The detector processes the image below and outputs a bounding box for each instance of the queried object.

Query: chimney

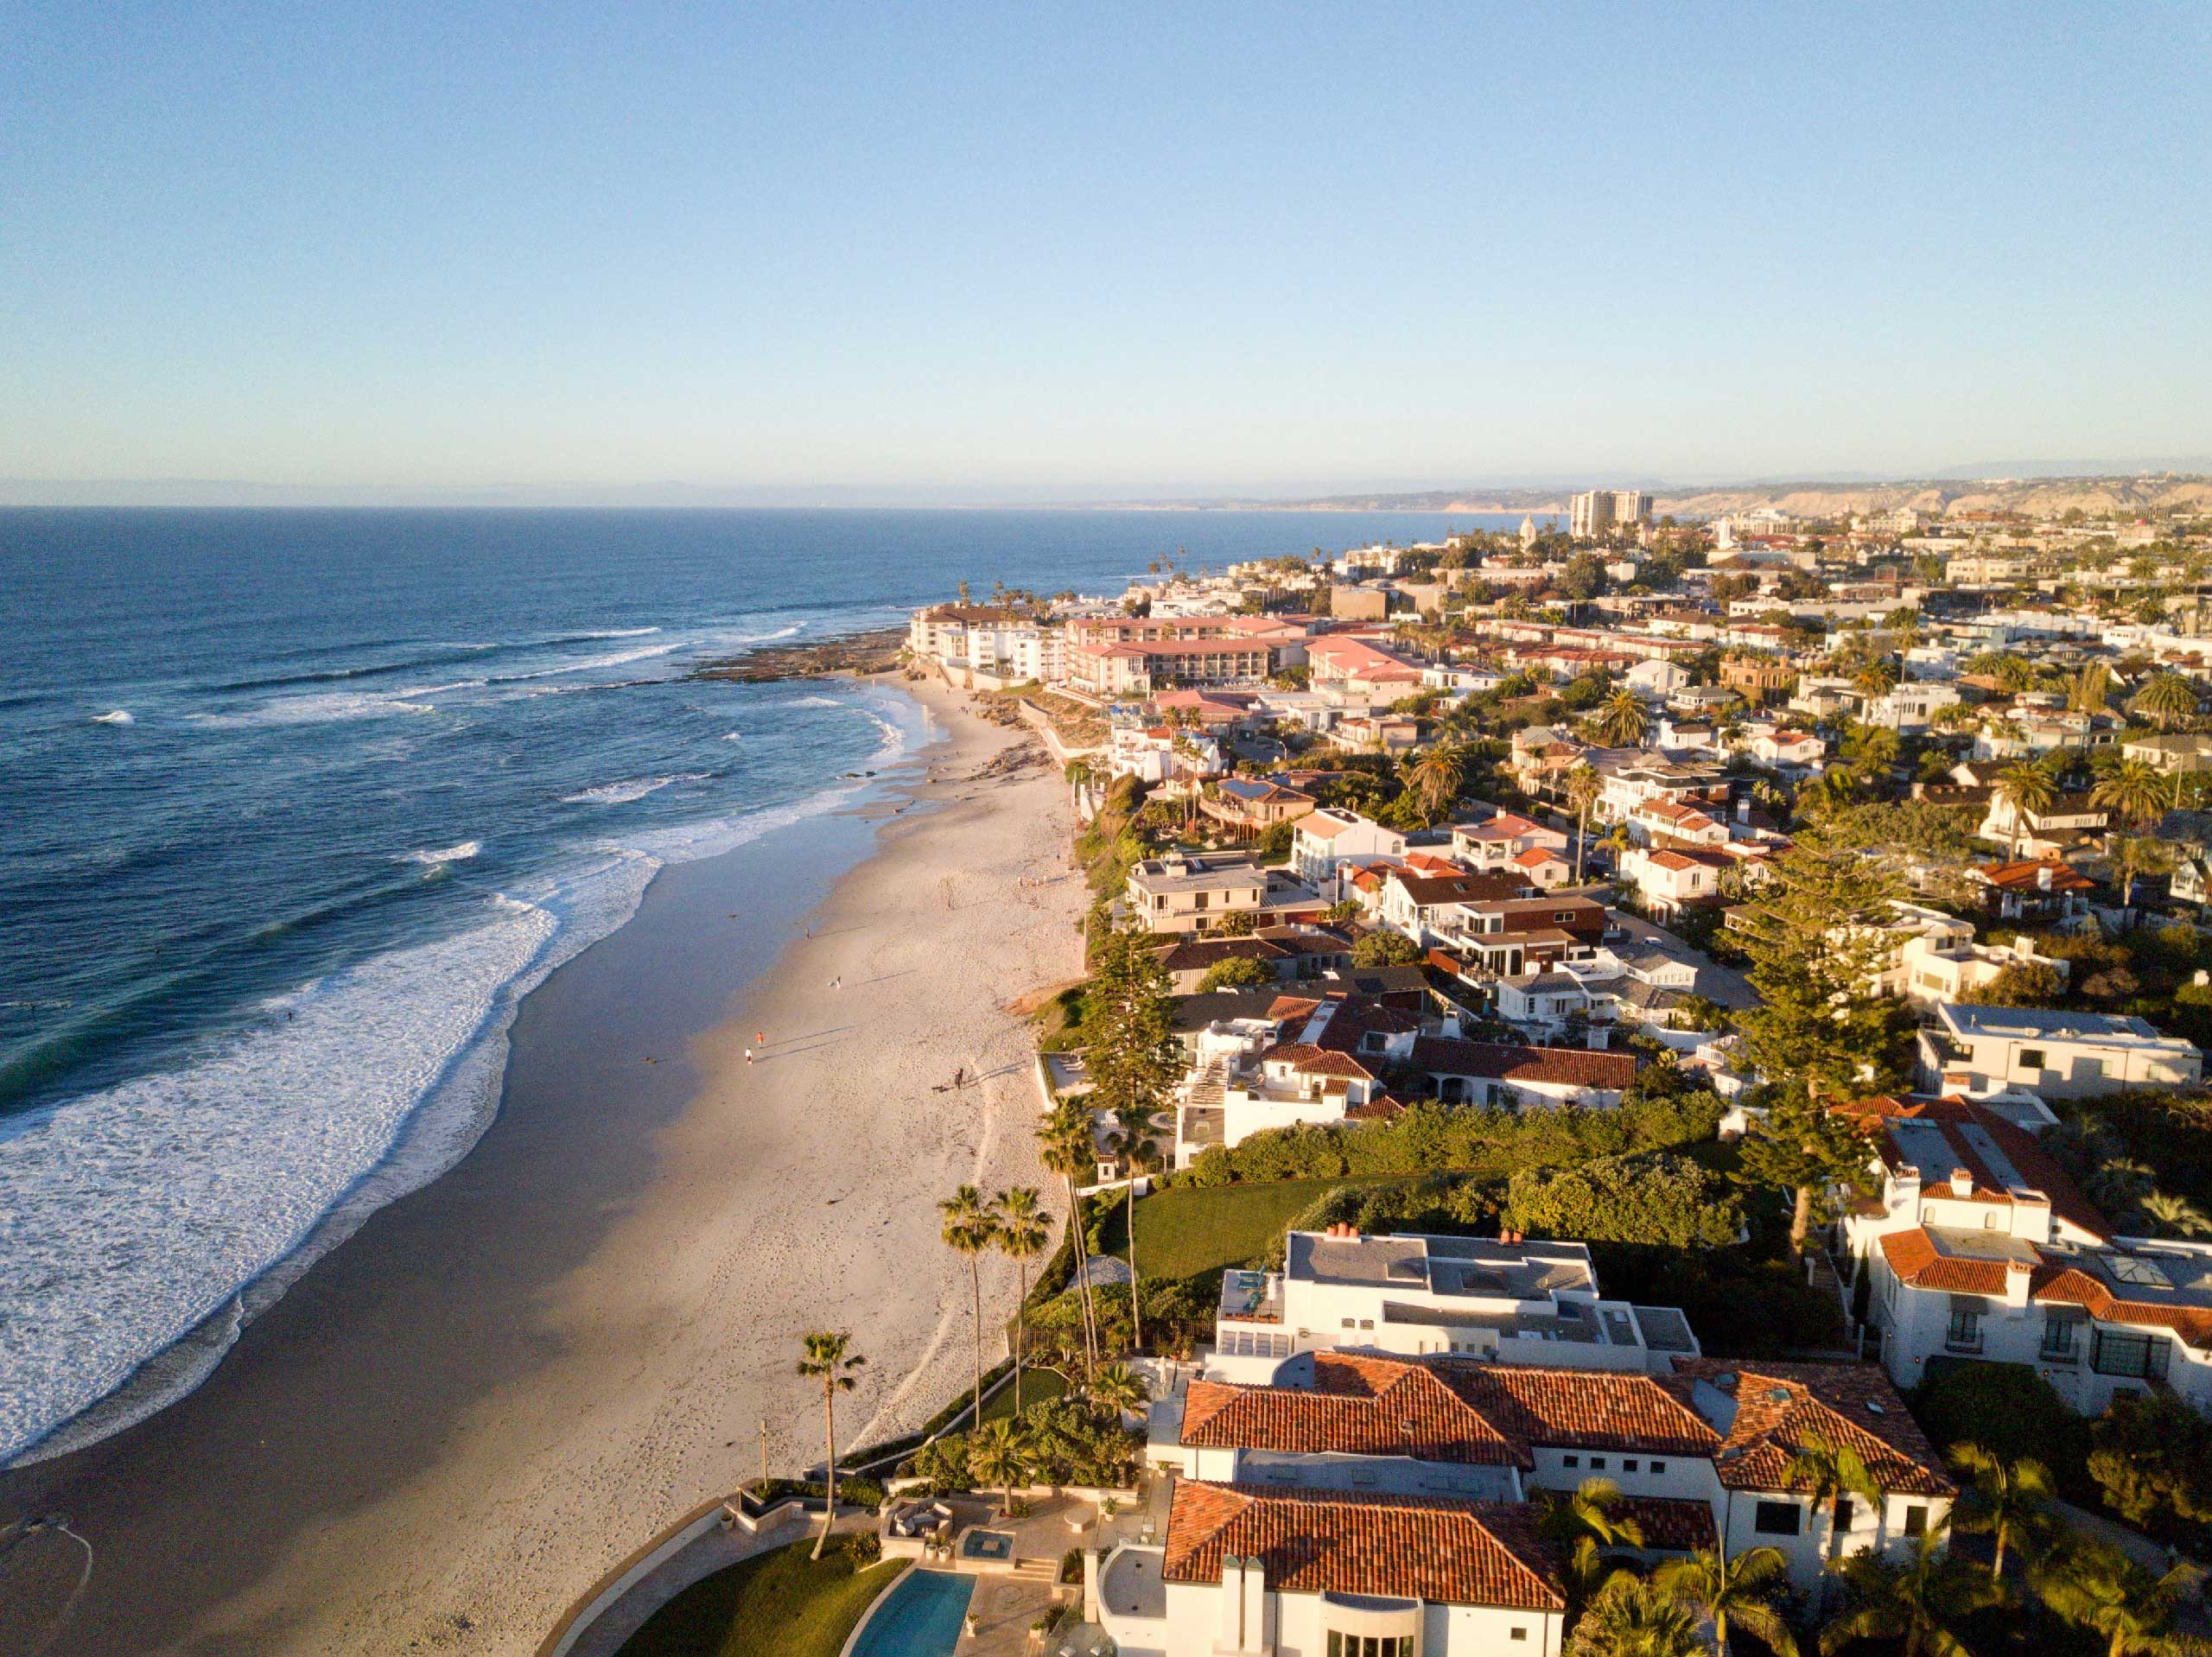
[1736,797,1750,822]
[1949,1167,1974,1197]
[1219,1556,1247,1650]
[2037,864,2053,891]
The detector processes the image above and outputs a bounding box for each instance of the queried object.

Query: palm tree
[1037,1099,1100,1378]
[1783,1432,1887,1581]
[1537,1477,1645,1612]
[2104,833,2173,911]
[969,1417,1031,1517]
[1854,657,1900,697]
[1596,689,1650,748]
[1566,762,1603,883]
[1993,759,2060,858]
[2130,671,2200,732]
[938,1185,1001,1432]
[2094,760,2169,830]
[1820,1525,2000,1656]
[2139,1189,2212,1239]
[1656,1546,1798,1657]
[2036,1536,2208,1657]
[1087,1361,1150,1421]
[1567,1575,1706,1657]
[1107,1105,1164,1350]
[993,1187,1052,1413]
[1944,1443,2052,1583]
[1407,742,1466,824]
[796,1330,865,1559]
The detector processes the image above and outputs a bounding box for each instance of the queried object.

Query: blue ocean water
[0,505,1499,1461]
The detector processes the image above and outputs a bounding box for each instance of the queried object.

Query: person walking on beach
[830,975,842,990]
[746,1046,754,1065]
[953,1066,964,1089]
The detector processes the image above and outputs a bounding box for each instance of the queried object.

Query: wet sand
[0,676,1083,1656]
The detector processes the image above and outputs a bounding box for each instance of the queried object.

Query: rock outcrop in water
[688,625,905,683]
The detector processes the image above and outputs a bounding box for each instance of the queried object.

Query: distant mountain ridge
[1128,473,2212,521]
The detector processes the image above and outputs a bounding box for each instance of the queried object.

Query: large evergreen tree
[1082,928,1183,1350]
[1730,845,1914,1252]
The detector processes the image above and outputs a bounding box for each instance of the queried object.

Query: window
[1589,1457,1607,1470]
[1562,1455,1580,1469]
[1904,1505,1929,1537]
[1623,1460,1639,1474]
[2018,1048,2046,1073]
[2042,1313,2082,1362]
[1510,1632,1528,1644]
[1754,1501,1802,1536]
[1359,1318,1374,1330]
[1945,1302,1983,1352]
[2092,1328,2172,1381]
[1834,1498,1855,1532]
[1341,1318,1355,1330]
[1649,1462,1668,1476]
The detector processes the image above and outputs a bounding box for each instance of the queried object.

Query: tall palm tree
[1596,689,1650,748]
[1854,656,1900,697]
[1820,1525,1999,1656]
[1107,1105,1164,1350]
[938,1185,1001,1432]
[1537,1477,1645,1613]
[969,1417,1031,1517]
[1656,1546,1798,1657]
[1783,1432,1887,1580]
[1993,759,2060,858]
[1944,1443,2052,1582]
[1566,762,1603,883]
[2104,833,2173,911]
[2035,1535,2207,1657]
[1037,1098,1100,1378]
[1407,742,1466,824]
[2094,759,2170,830]
[993,1187,1052,1413]
[2130,671,2200,732]
[796,1330,865,1559]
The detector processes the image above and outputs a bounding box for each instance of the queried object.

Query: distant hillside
[1150,474,2212,520]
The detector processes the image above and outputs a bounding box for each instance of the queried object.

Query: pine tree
[1083,929,1183,1349]
[1731,845,1914,1253]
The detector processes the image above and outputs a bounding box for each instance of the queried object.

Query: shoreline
[4,682,931,1473]
[0,673,1084,1657]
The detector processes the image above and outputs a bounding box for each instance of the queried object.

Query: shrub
[1351,930,1424,968]
[1908,1360,2093,1501]
[2089,1391,2212,1540]
[1503,1152,1744,1248]
[1197,956,1275,992]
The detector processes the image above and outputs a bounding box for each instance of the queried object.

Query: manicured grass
[1098,1175,1433,1281]
[980,1365,1070,1424]
[616,1538,906,1657]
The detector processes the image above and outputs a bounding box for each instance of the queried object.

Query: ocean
[0,505,1510,1463]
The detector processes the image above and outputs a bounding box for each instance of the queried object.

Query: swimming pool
[959,1528,1014,1562]
[849,1566,976,1657]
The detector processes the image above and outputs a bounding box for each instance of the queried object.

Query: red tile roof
[1615,1495,1719,1554]
[1666,1359,1952,1497]
[1181,1356,1521,1466]
[1840,1095,2111,1241]
[1407,1038,1636,1091]
[1437,1363,1721,1458]
[1162,1482,1566,1612]
[1876,1228,2012,1296]
[1973,859,2095,894]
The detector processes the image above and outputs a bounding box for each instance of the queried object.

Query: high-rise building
[1569,490,1613,539]
[1570,488,1651,539]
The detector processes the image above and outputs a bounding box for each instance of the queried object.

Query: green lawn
[1096,1176,1433,1282]
[981,1365,1070,1424]
[617,1538,906,1657]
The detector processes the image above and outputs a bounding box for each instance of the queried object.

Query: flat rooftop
[1285,1231,1598,1301]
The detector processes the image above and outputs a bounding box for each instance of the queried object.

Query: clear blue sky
[3,2,2208,501]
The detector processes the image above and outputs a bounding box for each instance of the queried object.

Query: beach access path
[0,674,1086,1657]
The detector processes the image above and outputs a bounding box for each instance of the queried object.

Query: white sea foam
[3,684,929,1466]
[559,772,710,807]
[497,642,684,682]
[568,626,661,640]
[403,841,482,866]
[0,897,561,1463]
[721,731,742,742]
[793,695,842,708]
[92,709,134,725]
[192,679,484,728]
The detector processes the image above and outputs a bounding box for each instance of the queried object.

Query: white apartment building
[1205,1230,1700,1380]
[1917,1003,2202,1099]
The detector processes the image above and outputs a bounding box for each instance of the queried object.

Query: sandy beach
[0,675,1084,1656]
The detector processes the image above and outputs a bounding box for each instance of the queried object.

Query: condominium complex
[1569,489,1653,539]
